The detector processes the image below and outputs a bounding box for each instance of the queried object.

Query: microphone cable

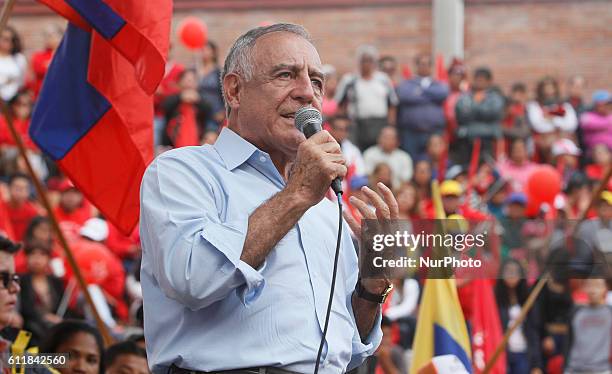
[314,191,343,374]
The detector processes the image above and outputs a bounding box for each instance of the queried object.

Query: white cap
[80,218,109,242]
[552,138,581,157]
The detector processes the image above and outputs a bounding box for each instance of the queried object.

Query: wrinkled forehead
[251,32,323,74]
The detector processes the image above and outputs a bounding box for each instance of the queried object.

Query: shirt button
[259,156,266,162]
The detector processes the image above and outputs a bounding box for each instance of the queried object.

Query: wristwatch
[356,278,393,304]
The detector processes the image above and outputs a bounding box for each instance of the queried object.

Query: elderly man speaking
[140,24,397,374]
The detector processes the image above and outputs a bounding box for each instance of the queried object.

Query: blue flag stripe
[433,323,473,373]
[66,0,125,39]
[30,24,111,160]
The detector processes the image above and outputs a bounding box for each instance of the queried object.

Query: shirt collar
[214,127,258,171]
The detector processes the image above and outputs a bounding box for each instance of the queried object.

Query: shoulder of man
[146,144,223,180]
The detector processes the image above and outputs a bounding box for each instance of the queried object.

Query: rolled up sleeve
[140,153,265,311]
[341,221,383,371]
[200,218,266,305]
[346,296,383,371]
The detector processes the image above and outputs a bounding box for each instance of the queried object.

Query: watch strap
[356,279,392,304]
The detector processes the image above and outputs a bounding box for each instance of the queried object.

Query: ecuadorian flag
[409,181,472,374]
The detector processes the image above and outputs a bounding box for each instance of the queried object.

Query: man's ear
[223,73,241,112]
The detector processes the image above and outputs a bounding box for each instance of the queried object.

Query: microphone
[295,106,343,195]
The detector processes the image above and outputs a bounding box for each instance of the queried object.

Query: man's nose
[291,72,315,104]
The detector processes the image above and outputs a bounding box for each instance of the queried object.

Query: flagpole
[0,0,16,32]
[0,100,114,346]
[482,165,612,373]
[0,9,114,344]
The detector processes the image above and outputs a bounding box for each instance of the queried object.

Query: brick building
[5,0,612,96]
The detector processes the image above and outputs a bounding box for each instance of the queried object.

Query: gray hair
[221,23,312,114]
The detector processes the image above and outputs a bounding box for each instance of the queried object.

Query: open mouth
[281,113,295,120]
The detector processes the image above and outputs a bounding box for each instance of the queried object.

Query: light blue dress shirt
[140,128,382,373]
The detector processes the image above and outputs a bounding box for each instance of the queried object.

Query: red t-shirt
[53,201,93,228]
[65,239,128,320]
[29,49,54,98]
[7,200,39,241]
[0,116,37,150]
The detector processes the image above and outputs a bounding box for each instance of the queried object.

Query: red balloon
[526,165,561,204]
[178,17,208,50]
[525,197,542,217]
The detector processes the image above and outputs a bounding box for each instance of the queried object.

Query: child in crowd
[565,278,612,374]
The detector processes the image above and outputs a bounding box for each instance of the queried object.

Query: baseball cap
[350,175,369,191]
[445,165,466,180]
[58,178,77,193]
[600,191,612,205]
[551,138,581,157]
[505,192,527,206]
[592,90,612,104]
[80,218,109,242]
[440,180,463,196]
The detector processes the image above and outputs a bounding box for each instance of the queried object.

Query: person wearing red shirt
[501,82,531,157]
[0,89,36,150]
[66,218,127,321]
[428,179,489,221]
[6,173,39,241]
[585,144,611,181]
[28,24,63,98]
[52,179,93,242]
[497,138,539,193]
[14,216,64,276]
[153,44,185,147]
[443,60,467,143]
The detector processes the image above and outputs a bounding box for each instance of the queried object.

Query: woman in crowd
[162,69,212,148]
[495,258,543,374]
[580,90,612,157]
[369,162,393,191]
[19,241,64,342]
[0,26,26,102]
[197,41,225,128]
[41,320,104,374]
[411,157,432,200]
[396,181,422,220]
[526,77,578,163]
[14,216,64,275]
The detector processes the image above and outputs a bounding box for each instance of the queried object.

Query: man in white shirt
[335,45,398,151]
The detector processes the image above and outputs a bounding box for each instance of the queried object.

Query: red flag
[435,54,448,83]
[471,279,506,374]
[31,0,171,234]
[401,63,412,80]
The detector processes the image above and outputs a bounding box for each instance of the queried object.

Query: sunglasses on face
[0,272,19,290]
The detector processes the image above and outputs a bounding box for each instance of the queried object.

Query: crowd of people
[0,22,611,374]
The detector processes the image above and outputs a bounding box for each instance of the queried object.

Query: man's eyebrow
[270,63,299,74]
[269,63,325,80]
[309,68,324,80]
